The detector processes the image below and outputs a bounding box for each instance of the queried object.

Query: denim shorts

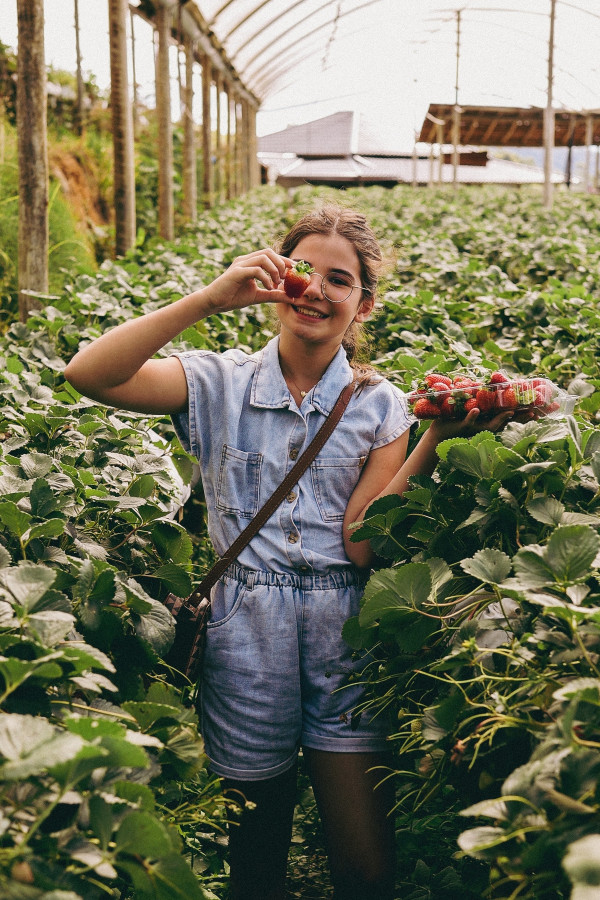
[200,563,391,781]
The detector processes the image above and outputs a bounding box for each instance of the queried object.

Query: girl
[64,204,509,900]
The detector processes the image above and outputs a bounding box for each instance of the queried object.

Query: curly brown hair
[276,203,383,386]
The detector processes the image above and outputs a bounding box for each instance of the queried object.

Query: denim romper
[172,336,412,780]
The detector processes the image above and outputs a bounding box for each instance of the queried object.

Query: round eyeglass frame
[309,271,368,304]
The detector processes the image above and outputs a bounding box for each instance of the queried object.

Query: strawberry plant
[2,183,600,899]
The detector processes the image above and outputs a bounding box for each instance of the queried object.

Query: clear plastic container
[407,376,576,421]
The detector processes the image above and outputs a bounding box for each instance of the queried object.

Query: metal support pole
[543,0,556,209]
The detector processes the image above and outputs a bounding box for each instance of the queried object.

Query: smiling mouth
[293,305,328,319]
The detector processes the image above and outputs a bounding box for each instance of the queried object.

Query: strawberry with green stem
[283,260,314,299]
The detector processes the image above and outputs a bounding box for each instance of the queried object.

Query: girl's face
[276,233,374,350]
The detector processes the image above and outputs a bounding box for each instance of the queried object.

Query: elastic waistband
[222,562,368,592]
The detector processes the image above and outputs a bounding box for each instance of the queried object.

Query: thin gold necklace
[281,365,313,399]
[289,376,310,398]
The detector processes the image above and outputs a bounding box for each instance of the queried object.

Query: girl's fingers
[253,287,291,304]
[232,249,292,288]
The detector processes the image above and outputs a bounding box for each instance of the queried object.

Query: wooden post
[543,0,556,209]
[225,81,233,200]
[214,71,222,203]
[108,0,136,255]
[241,99,250,192]
[74,0,85,133]
[584,114,593,194]
[248,102,258,188]
[235,98,244,196]
[17,0,48,321]
[156,4,174,239]
[201,53,212,208]
[436,121,443,186]
[182,33,197,222]
[130,7,139,138]
[452,105,460,188]
[412,131,418,188]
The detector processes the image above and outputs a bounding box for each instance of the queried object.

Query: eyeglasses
[308,271,367,304]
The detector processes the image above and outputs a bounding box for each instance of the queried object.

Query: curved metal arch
[229,0,344,63]
[242,0,384,90]
[221,0,279,41]
[241,0,384,78]
[251,23,368,99]
[251,41,330,98]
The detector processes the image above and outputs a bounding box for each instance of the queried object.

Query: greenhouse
[2,2,600,899]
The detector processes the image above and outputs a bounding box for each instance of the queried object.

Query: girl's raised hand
[202,249,296,315]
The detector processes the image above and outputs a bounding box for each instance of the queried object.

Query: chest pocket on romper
[216,444,263,519]
[311,456,367,522]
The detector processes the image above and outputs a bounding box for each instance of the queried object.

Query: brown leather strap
[184,379,355,607]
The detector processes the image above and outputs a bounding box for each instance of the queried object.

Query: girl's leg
[223,761,298,900]
[303,749,396,900]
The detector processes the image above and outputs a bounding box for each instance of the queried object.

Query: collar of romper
[250,336,354,416]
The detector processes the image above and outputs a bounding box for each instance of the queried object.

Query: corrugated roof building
[258,111,565,188]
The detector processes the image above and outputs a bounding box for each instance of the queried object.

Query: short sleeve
[369,380,415,450]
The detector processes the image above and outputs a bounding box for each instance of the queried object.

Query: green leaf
[0,500,32,538]
[18,452,53,478]
[0,714,85,779]
[359,565,432,627]
[545,525,600,583]
[89,794,115,850]
[461,549,512,585]
[128,474,156,498]
[115,809,173,858]
[151,521,193,565]
[527,496,565,526]
[562,834,600,888]
[117,852,209,900]
[29,477,59,517]
[153,564,193,597]
[341,615,374,650]
[134,597,176,656]
[513,545,556,589]
[0,564,57,610]
[26,610,75,645]
[456,826,507,860]
[23,518,65,544]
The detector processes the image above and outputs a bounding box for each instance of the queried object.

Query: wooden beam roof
[418,104,600,147]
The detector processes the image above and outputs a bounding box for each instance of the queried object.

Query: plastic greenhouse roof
[186,0,384,101]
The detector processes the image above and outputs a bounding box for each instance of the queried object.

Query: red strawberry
[533,382,553,406]
[475,388,497,412]
[489,370,510,385]
[464,397,479,413]
[283,260,314,298]
[500,387,518,409]
[440,394,459,417]
[429,381,453,394]
[424,373,452,388]
[413,398,442,419]
[453,376,479,397]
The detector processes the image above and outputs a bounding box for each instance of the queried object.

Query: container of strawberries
[407,371,576,421]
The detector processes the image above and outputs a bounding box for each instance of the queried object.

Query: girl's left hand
[427,406,535,441]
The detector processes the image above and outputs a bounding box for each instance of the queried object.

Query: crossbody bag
[163,379,355,681]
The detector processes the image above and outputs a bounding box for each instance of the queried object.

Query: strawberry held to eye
[283,260,314,298]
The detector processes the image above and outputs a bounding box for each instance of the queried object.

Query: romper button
[290,448,299,460]
[288,532,298,543]
[286,491,297,502]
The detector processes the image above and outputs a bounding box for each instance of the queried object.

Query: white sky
[1,0,599,148]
